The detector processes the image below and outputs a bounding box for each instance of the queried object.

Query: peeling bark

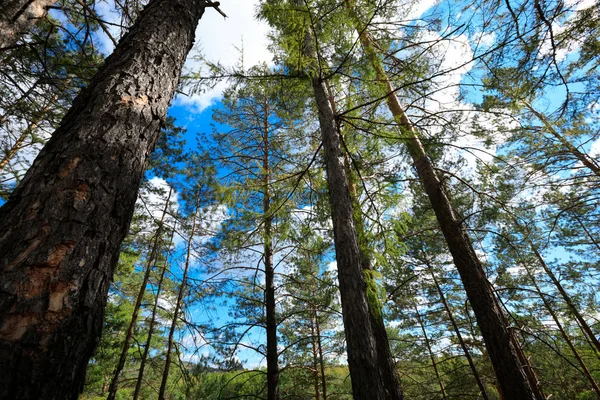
[0,0,208,398]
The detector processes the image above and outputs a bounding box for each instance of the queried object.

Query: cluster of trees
[0,0,599,399]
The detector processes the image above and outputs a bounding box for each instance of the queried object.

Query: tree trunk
[310,69,388,400]
[426,263,489,400]
[344,4,543,398]
[327,81,403,400]
[0,0,54,50]
[263,100,280,400]
[107,187,172,400]
[522,100,600,177]
[158,203,198,400]
[0,82,68,174]
[0,0,207,397]
[310,311,321,400]
[315,305,327,400]
[414,306,447,400]
[523,230,600,356]
[525,263,600,397]
[133,222,177,400]
[285,6,400,395]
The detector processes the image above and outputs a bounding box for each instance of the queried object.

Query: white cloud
[589,137,600,158]
[176,0,273,111]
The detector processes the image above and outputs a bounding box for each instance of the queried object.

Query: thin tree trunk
[523,232,600,355]
[263,99,280,400]
[0,0,54,50]
[315,305,327,400]
[310,310,321,400]
[133,221,177,400]
[0,81,67,174]
[158,202,198,399]
[524,264,600,396]
[414,306,447,400]
[107,187,173,400]
[426,264,489,400]
[522,100,600,177]
[0,1,207,396]
[344,4,543,398]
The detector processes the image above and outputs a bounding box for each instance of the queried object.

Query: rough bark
[0,1,207,398]
[327,81,403,400]
[344,4,543,398]
[133,222,176,400]
[158,204,198,400]
[0,0,54,50]
[311,73,388,400]
[106,188,172,400]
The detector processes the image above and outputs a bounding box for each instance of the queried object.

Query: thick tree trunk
[158,204,198,399]
[266,8,386,395]
[133,222,177,400]
[327,81,403,400]
[106,187,172,400]
[344,4,543,398]
[263,102,280,400]
[0,1,206,398]
[311,73,388,400]
[427,264,489,400]
[0,0,54,50]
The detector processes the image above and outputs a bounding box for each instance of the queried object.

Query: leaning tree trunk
[344,3,543,399]
[0,0,208,398]
[0,0,55,50]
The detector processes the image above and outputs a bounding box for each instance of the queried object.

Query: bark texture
[0,0,55,49]
[328,82,403,400]
[311,75,388,399]
[0,1,206,398]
